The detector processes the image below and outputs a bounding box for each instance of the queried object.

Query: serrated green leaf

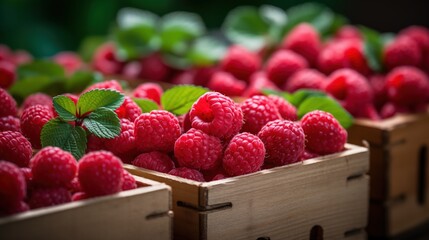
[53,95,77,121]
[117,8,159,29]
[78,36,105,62]
[65,71,103,93]
[18,61,65,79]
[77,89,125,116]
[161,85,209,115]
[360,26,384,72]
[83,108,121,139]
[9,76,66,101]
[115,26,159,60]
[41,118,87,159]
[133,98,159,113]
[297,96,354,129]
[289,89,327,108]
[187,36,227,66]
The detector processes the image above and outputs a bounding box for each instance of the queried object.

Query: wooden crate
[125,144,369,240]
[0,176,172,240]
[348,113,429,238]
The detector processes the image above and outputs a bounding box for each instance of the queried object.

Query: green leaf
[288,89,327,107]
[261,88,292,102]
[162,53,192,70]
[133,98,159,113]
[260,5,287,42]
[65,71,103,93]
[360,26,384,72]
[41,118,87,159]
[78,36,106,62]
[9,76,66,101]
[161,85,209,115]
[117,8,159,29]
[18,61,65,79]
[77,89,125,116]
[187,36,227,66]
[83,108,121,139]
[53,95,77,121]
[297,96,354,129]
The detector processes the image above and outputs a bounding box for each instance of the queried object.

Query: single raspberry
[132,82,163,104]
[301,110,347,155]
[283,69,326,93]
[78,151,123,197]
[201,167,228,181]
[369,74,388,109]
[189,92,243,139]
[240,95,281,134]
[71,192,88,201]
[0,88,17,117]
[324,69,373,117]
[300,150,320,161]
[220,45,261,82]
[122,61,142,79]
[21,167,32,183]
[208,71,246,97]
[28,187,71,209]
[104,118,136,155]
[1,201,29,215]
[171,70,196,85]
[193,67,217,86]
[134,110,181,152]
[222,133,265,176]
[359,104,381,121]
[175,128,223,171]
[168,167,205,182]
[30,147,77,188]
[0,131,32,167]
[12,50,33,66]
[121,170,137,191]
[0,161,26,208]
[265,50,308,86]
[399,26,429,70]
[0,45,12,62]
[53,52,83,74]
[67,178,81,193]
[282,23,321,66]
[0,116,20,132]
[132,151,175,173]
[211,173,227,181]
[139,53,171,82]
[335,25,362,40]
[384,36,421,70]
[21,93,52,111]
[380,102,411,119]
[114,96,142,122]
[242,71,280,97]
[20,104,54,149]
[82,80,123,93]
[258,120,305,166]
[0,61,16,89]
[267,95,297,121]
[92,43,123,75]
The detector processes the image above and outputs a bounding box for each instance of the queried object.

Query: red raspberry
[20,105,54,149]
[0,161,26,209]
[132,82,163,104]
[300,150,320,161]
[122,61,141,79]
[208,71,246,97]
[92,43,123,75]
[193,67,217,86]
[104,118,136,155]
[53,52,83,74]
[1,201,29,215]
[240,95,281,134]
[267,95,297,121]
[134,110,181,152]
[0,116,20,132]
[189,92,243,139]
[175,128,223,171]
[114,96,142,122]
[71,192,88,201]
[21,167,32,183]
[0,88,17,117]
[178,112,192,133]
[0,61,16,89]
[282,23,321,66]
[369,74,388,109]
[283,69,326,93]
[335,25,361,40]
[399,26,429,70]
[211,173,227,181]
[12,50,33,66]
[384,36,421,70]
[139,53,171,82]
[266,50,308,86]
[121,170,137,191]
[324,69,373,117]
[258,120,305,166]
[242,71,280,97]
[301,110,347,155]
[220,45,261,82]
[82,80,123,93]
[0,131,32,167]
[86,134,106,152]
[171,70,196,85]
[28,187,71,209]
[222,133,265,177]
[78,151,123,197]
[385,66,429,107]
[0,45,12,62]
[168,167,205,182]
[67,177,81,193]
[132,151,175,173]
[21,93,52,111]
[30,147,77,187]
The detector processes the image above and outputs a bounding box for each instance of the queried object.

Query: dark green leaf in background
[360,26,385,73]
[18,61,65,79]
[65,71,103,93]
[186,36,227,66]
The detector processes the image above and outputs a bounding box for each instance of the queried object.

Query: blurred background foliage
[1,0,428,58]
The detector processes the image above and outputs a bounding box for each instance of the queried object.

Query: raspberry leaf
[288,89,326,107]
[65,71,103,93]
[17,61,65,79]
[78,36,105,62]
[161,85,209,115]
[83,107,121,139]
[53,95,77,121]
[9,76,66,101]
[361,26,384,72]
[117,8,159,29]
[133,98,159,113]
[41,118,87,159]
[77,89,125,116]
[186,36,227,66]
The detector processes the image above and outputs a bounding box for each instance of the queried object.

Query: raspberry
[0,131,32,167]
[380,102,410,119]
[369,74,388,109]
[222,133,265,177]
[220,45,261,82]
[139,53,171,82]
[189,92,243,139]
[28,187,71,209]
[104,118,136,155]
[0,45,12,62]
[399,26,429,70]
[71,192,88,201]
[115,149,140,164]
[21,93,52,111]
[0,161,26,209]
[242,71,280,97]
[132,151,175,173]
[178,112,192,133]
[0,61,16,89]
[334,25,362,40]
[168,167,205,182]
[30,147,77,187]
[211,173,227,181]
[240,95,281,134]
[300,150,320,161]
[20,105,54,149]
[114,96,142,122]
[282,23,321,66]
[53,52,83,74]
[324,69,373,117]
[193,67,217,86]
[266,50,308,86]
[122,61,141,79]
[86,134,106,152]
[78,151,123,197]
[385,66,429,107]
[92,43,123,75]
[21,167,32,183]
[121,170,137,191]
[12,50,33,66]
[171,70,196,85]
[258,120,305,166]
[384,36,421,70]
[283,69,326,93]
[0,88,17,117]
[132,82,163,104]
[82,80,124,93]
[267,95,297,121]
[67,177,81,193]
[1,201,29,215]
[0,116,20,132]
[134,110,181,152]
[175,128,222,171]
[208,71,246,97]
[301,110,347,155]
